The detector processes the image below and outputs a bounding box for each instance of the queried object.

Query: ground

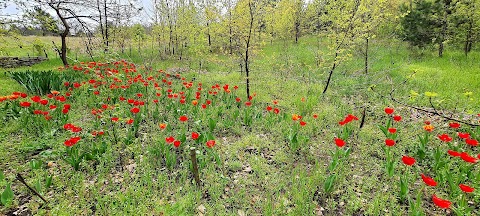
[0,36,479,215]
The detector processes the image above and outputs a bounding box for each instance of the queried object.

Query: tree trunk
[322,52,338,94]
[438,1,449,57]
[294,21,300,44]
[245,1,255,100]
[60,33,68,66]
[51,4,70,67]
[97,0,105,53]
[464,20,473,56]
[104,0,109,52]
[229,24,233,55]
[365,37,369,74]
[207,22,212,52]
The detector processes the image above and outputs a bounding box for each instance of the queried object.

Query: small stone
[47,161,55,167]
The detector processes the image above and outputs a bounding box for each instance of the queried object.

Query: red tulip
[266,106,272,111]
[402,156,415,166]
[300,121,306,126]
[64,139,73,147]
[384,107,394,115]
[31,96,41,103]
[191,132,199,140]
[245,101,252,106]
[447,150,461,157]
[385,139,395,147]
[437,134,452,142]
[72,127,82,133]
[421,174,437,186]
[339,114,358,126]
[459,184,475,193]
[393,115,402,122]
[126,119,134,124]
[179,116,188,122]
[465,138,478,146]
[111,117,119,122]
[449,122,460,129]
[64,136,81,147]
[63,123,74,130]
[130,107,140,114]
[274,108,280,114]
[173,140,181,148]
[20,101,31,107]
[432,195,451,209]
[165,136,175,143]
[458,132,470,139]
[388,128,397,134]
[206,140,216,148]
[346,114,359,122]
[334,138,345,147]
[460,152,477,163]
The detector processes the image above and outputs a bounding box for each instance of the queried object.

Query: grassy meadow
[0,35,479,215]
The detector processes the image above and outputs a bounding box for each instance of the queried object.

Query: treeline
[401,0,480,57]
[2,0,480,66]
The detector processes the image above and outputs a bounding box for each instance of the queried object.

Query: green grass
[0,72,23,96]
[1,36,479,215]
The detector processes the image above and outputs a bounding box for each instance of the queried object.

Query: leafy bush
[10,70,76,95]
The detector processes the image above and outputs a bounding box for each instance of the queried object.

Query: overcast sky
[1,0,154,23]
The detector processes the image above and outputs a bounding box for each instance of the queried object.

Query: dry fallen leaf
[237,209,245,216]
[197,204,206,214]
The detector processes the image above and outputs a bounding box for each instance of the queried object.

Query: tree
[399,0,454,57]
[450,0,480,56]
[17,0,98,66]
[231,0,266,99]
[321,0,361,94]
[354,0,390,74]
[436,0,453,57]
[95,0,142,53]
[25,6,59,36]
[400,0,440,49]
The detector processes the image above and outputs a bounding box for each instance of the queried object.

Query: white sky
[1,0,154,23]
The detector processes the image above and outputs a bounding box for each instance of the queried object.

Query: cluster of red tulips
[381,107,478,214]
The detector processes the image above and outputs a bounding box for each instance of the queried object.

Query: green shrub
[10,70,76,95]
